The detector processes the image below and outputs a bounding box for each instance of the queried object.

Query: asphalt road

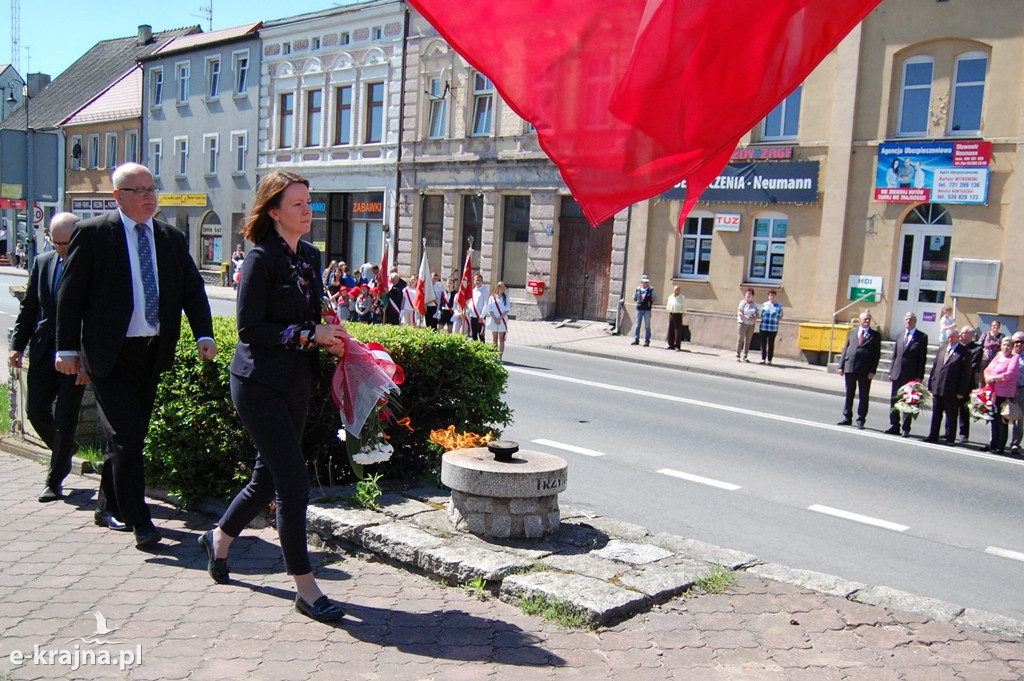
[499,344,1024,622]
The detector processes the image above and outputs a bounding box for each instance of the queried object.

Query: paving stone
[748,562,866,598]
[649,533,758,569]
[616,559,709,600]
[540,553,628,581]
[417,541,535,583]
[306,504,388,543]
[591,539,673,565]
[499,571,648,625]
[377,492,439,519]
[358,522,447,564]
[956,608,1024,640]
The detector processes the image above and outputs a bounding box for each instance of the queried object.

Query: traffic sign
[32,204,43,226]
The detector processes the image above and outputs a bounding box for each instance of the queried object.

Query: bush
[145,318,512,507]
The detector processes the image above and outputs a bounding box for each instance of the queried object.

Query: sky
[2,0,362,79]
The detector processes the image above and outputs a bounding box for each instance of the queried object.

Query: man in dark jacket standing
[837,311,881,429]
[958,325,983,443]
[885,311,929,437]
[925,327,974,445]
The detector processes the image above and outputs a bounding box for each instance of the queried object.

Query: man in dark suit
[9,213,91,503]
[837,311,882,429]
[885,311,929,437]
[958,326,983,443]
[55,163,218,550]
[925,327,973,445]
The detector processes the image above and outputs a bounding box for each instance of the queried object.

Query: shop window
[678,213,714,279]
[748,214,787,284]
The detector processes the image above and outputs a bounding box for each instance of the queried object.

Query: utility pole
[11,0,20,72]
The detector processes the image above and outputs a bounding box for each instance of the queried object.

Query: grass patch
[458,576,489,600]
[518,594,590,629]
[76,444,104,468]
[0,389,9,434]
[695,564,735,594]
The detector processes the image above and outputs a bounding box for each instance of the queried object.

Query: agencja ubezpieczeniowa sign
[661,160,820,204]
[874,140,991,205]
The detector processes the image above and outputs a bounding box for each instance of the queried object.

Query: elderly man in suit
[925,327,973,445]
[837,310,882,429]
[9,213,92,503]
[885,311,929,437]
[55,163,217,550]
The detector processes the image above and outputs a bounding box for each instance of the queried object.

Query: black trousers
[26,352,86,488]
[760,330,778,362]
[889,381,915,433]
[928,393,960,443]
[843,373,872,423]
[990,396,1009,451]
[470,316,484,341]
[425,305,438,330]
[89,338,161,528]
[667,313,684,349]
[220,364,313,576]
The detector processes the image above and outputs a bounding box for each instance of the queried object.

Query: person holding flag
[454,247,474,337]
[415,246,437,328]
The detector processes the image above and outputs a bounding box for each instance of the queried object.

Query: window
[339,32,350,45]
[150,67,163,107]
[176,61,190,103]
[312,36,321,51]
[105,133,118,168]
[897,56,933,136]
[748,214,788,283]
[206,57,220,98]
[149,140,162,177]
[125,130,139,163]
[678,213,714,279]
[279,93,295,148]
[233,51,249,95]
[460,194,483,270]
[87,135,100,169]
[232,132,247,173]
[950,52,987,135]
[204,134,218,174]
[334,86,352,145]
[501,196,530,287]
[365,82,384,143]
[762,85,802,141]
[306,90,322,146]
[427,77,448,139]
[70,135,83,170]
[282,42,292,55]
[175,136,189,176]
[471,73,494,136]
[372,26,382,40]
[422,195,444,272]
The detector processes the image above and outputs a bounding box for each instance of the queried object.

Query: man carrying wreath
[885,311,929,437]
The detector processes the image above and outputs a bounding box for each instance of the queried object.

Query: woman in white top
[483,281,510,358]
[401,275,419,326]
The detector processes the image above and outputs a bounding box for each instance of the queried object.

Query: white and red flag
[416,249,435,316]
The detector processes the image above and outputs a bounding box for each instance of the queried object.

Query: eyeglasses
[118,186,158,196]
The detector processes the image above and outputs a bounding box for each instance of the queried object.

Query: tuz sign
[662,160,819,205]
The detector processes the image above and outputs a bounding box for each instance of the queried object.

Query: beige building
[625,0,1023,358]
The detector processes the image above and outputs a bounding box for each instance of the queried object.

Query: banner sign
[874,141,990,204]
[158,193,207,207]
[661,161,819,204]
[71,199,118,211]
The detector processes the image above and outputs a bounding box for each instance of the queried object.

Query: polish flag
[407,0,882,230]
[416,250,435,316]
[377,242,389,297]
[456,248,473,311]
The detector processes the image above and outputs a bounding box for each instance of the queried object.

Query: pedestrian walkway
[2,449,1023,681]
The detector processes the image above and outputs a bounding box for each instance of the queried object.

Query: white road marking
[808,504,909,532]
[985,546,1024,562]
[506,366,1024,467]
[657,468,741,491]
[531,438,605,457]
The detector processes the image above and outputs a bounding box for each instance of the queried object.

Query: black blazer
[928,342,973,398]
[889,329,929,385]
[55,210,214,379]
[11,250,61,363]
[229,236,324,392]
[838,326,882,377]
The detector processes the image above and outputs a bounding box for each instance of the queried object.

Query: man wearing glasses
[55,163,218,550]
[9,213,92,504]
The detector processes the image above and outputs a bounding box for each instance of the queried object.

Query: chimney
[137,25,154,46]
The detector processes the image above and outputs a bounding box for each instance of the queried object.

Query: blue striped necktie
[135,224,159,326]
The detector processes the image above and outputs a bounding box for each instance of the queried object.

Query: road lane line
[657,468,742,491]
[531,438,605,457]
[506,366,1024,467]
[808,504,909,532]
[985,546,1024,562]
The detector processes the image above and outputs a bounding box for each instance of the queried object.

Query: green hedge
[145,318,512,507]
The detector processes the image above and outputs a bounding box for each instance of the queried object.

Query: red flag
[408,0,881,231]
[377,243,390,297]
[415,250,434,316]
[456,248,473,311]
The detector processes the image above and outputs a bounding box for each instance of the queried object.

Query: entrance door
[556,216,613,320]
[890,204,952,341]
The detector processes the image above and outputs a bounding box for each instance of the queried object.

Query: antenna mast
[11,0,20,72]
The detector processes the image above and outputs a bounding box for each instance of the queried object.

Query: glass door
[890,204,952,340]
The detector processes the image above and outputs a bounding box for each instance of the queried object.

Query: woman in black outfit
[198,171,347,623]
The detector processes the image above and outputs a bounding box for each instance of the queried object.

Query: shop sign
[730,146,793,161]
[874,141,990,204]
[71,199,118,211]
[713,213,741,232]
[200,224,221,236]
[351,192,384,220]
[849,274,882,303]
[158,193,208,207]
[661,161,819,204]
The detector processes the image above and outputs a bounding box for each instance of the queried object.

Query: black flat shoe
[94,511,130,532]
[883,427,900,435]
[198,530,230,584]
[134,524,161,549]
[38,485,62,502]
[295,595,345,623]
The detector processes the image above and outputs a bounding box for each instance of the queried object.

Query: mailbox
[526,279,545,296]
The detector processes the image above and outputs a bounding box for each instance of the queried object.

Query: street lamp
[5,82,33,269]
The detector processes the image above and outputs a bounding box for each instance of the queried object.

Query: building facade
[140,23,262,277]
[626,0,1024,356]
